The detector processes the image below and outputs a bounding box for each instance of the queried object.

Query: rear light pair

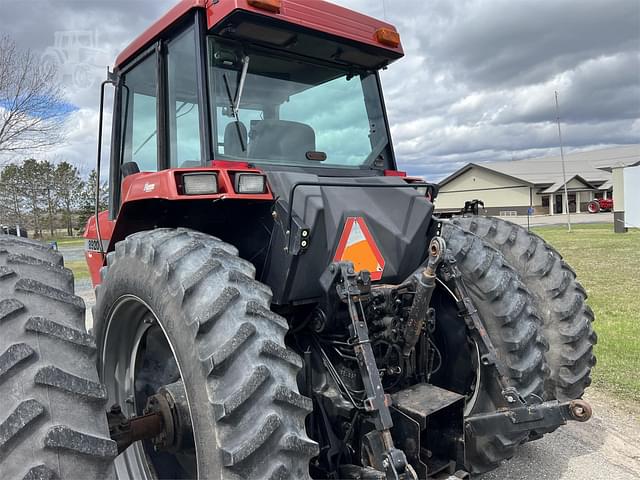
[181,172,267,195]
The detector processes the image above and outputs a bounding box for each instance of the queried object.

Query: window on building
[121,54,158,172]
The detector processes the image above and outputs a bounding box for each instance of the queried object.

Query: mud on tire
[93,228,317,480]
[439,222,550,474]
[0,235,116,480]
[452,216,596,401]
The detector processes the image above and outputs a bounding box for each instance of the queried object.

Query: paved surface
[480,390,640,480]
[62,244,640,480]
[505,212,613,228]
[61,244,96,330]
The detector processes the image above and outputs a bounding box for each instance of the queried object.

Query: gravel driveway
[64,247,640,480]
[480,390,640,480]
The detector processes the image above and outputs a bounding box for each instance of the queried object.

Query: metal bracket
[465,399,592,437]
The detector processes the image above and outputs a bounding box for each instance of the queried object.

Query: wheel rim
[428,286,481,414]
[101,295,197,480]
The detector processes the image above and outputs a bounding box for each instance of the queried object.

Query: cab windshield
[208,38,391,169]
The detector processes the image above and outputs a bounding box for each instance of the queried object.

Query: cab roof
[115,0,403,69]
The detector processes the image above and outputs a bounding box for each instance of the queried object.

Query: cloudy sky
[1,0,639,180]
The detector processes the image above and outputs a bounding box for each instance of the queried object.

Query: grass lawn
[533,224,640,402]
[64,259,90,280]
[51,237,85,247]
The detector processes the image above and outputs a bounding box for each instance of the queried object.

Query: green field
[65,259,90,280]
[533,224,640,402]
[49,236,85,247]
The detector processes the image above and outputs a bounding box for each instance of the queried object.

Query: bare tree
[0,35,67,157]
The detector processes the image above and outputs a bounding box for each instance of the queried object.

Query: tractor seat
[224,121,248,157]
[248,120,315,162]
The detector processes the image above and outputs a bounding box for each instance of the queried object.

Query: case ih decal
[333,217,385,281]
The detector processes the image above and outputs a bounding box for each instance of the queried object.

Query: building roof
[539,175,597,194]
[599,179,613,190]
[439,144,640,191]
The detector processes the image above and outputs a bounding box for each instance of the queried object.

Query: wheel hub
[108,380,194,455]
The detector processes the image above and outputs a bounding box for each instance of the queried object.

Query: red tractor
[587,197,613,213]
[0,1,596,479]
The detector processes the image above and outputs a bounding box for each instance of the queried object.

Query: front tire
[93,229,317,480]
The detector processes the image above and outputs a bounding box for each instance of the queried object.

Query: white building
[436,145,640,216]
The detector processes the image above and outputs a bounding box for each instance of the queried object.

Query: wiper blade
[234,55,250,115]
[222,55,250,153]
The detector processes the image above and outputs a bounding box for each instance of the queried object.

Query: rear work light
[235,173,267,194]
[182,173,218,195]
[247,0,281,13]
[375,28,401,48]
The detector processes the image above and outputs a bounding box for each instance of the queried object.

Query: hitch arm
[465,399,592,437]
[332,262,416,480]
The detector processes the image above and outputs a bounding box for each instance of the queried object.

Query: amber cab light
[247,0,281,13]
[375,28,401,48]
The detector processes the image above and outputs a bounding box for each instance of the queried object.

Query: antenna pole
[555,91,571,232]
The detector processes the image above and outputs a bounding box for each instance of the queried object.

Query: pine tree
[54,162,83,236]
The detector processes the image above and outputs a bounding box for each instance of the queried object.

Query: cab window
[120,53,158,172]
[167,26,202,167]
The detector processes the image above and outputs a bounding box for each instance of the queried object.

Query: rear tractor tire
[452,216,597,402]
[93,228,317,480]
[438,222,550,474]
[0,235,116,480]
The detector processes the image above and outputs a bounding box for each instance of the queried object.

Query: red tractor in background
[0,1,596,479]
[587,197,613,213]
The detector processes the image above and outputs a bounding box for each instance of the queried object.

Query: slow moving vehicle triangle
[333,217,385,281]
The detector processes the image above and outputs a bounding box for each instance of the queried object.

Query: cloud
[372,0,640,179]
[427,0,640,88]
[0,0,637,181]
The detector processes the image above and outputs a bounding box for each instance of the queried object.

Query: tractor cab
[106,0,403,201]
[87,0,432,302]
